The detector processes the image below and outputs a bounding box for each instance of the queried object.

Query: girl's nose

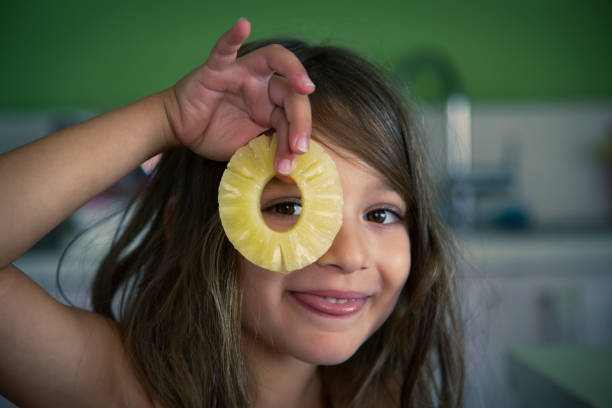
[316,218,369,273]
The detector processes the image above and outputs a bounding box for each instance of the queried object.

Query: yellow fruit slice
[218,135,343,273]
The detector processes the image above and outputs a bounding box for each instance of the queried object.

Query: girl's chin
[292,341,362,366]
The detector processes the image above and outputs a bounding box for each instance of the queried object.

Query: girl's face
[239,142,411,366]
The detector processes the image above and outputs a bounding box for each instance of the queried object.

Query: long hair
[91,38,464,407]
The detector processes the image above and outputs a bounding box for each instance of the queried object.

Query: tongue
[291,292,366,316]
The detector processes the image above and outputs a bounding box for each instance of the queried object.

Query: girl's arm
[0,18,313,269]
[0,92,174,269]
[0,18,313,406]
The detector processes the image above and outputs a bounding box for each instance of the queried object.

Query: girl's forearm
[0,90,178,268]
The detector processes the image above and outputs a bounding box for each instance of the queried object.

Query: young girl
[0,18,463,407]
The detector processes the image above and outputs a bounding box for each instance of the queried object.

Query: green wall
[1,0,611,109]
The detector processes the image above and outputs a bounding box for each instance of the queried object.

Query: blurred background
[1,0,611,406]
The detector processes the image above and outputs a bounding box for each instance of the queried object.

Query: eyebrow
[265,177,297,188]
[363,176,399,194]
[372,182,397,193]
[261,178,301,195]
[265,176,399,198]
[367,181,407,206]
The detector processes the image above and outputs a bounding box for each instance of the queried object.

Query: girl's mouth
[289,291,369,317]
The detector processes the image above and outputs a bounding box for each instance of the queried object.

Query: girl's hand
[164,18,314,175]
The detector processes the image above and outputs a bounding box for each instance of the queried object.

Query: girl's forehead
[310,126,404,194]
[312,130,375,168]
[318,141,396,193]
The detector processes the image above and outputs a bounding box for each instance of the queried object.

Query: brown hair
[90,38,464,407]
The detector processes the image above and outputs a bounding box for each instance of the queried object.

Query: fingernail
[297,137,309,153]
[278,159,293,175]
[303,76,316,89]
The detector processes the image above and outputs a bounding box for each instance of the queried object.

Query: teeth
[324,297,355,304]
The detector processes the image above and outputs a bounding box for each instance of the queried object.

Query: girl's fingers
[206,18,252,70]
[241,44,316,96]
[268,76,311,155]
[269,107,297,176]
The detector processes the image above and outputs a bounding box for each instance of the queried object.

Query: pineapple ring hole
[259,176,302,232]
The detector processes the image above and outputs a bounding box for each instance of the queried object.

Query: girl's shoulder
[68,308,166,407]
[0,264,156,406]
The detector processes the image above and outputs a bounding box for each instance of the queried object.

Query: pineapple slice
[218,135,343,273]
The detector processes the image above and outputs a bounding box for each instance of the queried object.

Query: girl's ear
[163,196,178,238]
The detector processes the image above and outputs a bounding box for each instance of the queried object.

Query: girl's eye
[365,208,401,225]
[265,201,302,216]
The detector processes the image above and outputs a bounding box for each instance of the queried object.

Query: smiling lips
[290,290,368,317]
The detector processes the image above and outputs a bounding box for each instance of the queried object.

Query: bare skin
[0,18,315,407]
[243,146,411,408]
